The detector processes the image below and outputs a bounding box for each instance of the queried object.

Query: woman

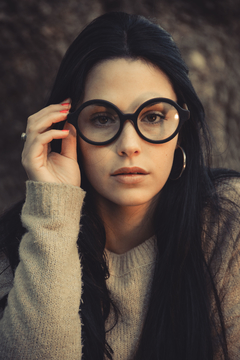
[0,11,239,360]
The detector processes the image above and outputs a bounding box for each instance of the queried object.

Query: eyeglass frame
[67,97,190,145]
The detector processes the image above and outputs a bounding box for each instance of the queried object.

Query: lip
[111,167,149,176]
[111,167,149,184]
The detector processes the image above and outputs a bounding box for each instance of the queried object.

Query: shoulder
[202,173,240,268]
[202,174,240,292]
[214,175,240,232]
[207,176,240,354]
[214,174,240,204]
[207,171,240,226]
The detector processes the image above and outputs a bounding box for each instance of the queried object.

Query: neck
[96,197,156,254]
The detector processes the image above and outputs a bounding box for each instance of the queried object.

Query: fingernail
[62,130,69,132]
[60,110,69,113]
[61,103,70,106]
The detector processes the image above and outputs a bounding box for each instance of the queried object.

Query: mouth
[111,167,149,176]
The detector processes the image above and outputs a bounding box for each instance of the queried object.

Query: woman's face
[78,58,178,208]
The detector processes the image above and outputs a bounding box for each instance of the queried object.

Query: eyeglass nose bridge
[114,110,149,146]
[118,112,139,129]
[116,112,141,138]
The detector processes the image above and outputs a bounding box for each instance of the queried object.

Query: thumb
[61,122,78,160]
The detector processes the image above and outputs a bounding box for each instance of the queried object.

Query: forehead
[82,58,177,111]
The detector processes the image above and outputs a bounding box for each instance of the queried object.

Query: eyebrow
[144,102,165,109]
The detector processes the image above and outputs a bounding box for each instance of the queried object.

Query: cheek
[150,139,177,178]
[78,138,109,181]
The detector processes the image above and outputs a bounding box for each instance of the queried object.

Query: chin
[104,192,159,208]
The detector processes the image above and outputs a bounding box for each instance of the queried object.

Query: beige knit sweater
[0,179,239,359]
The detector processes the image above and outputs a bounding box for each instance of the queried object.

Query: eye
[90,113,117,126]
[95,115,110,124]
[141,111,165,124]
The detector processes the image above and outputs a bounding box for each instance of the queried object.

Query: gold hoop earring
[169,146,186,180]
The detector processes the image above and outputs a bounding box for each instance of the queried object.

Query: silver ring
[21,132,27,142]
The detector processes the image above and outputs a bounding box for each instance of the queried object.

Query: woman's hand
[22,99,81,187]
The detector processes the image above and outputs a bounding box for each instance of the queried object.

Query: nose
[116,120,141,157]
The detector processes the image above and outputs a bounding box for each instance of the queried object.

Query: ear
[183,103,188,110]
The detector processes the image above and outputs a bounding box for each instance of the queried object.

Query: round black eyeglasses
[67,98,190,145]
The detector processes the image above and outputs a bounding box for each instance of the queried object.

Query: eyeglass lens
[77,101,180,143]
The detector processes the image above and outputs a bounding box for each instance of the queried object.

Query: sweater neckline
[104,236,157,277]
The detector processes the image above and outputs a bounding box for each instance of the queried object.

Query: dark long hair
[1,12,240,360]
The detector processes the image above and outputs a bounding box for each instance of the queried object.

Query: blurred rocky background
[0,0,240,212]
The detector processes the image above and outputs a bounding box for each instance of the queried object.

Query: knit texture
[105,237,157,359]
[0,181,85,359]
[0,178,239,359]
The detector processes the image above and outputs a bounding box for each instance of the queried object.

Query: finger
[23,129,69,160]
[26,109,70,136]
[60,98,71,105]
[61,122,78,161]
[27,100,71,125]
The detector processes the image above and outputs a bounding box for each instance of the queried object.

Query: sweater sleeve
[0,181,85,360]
